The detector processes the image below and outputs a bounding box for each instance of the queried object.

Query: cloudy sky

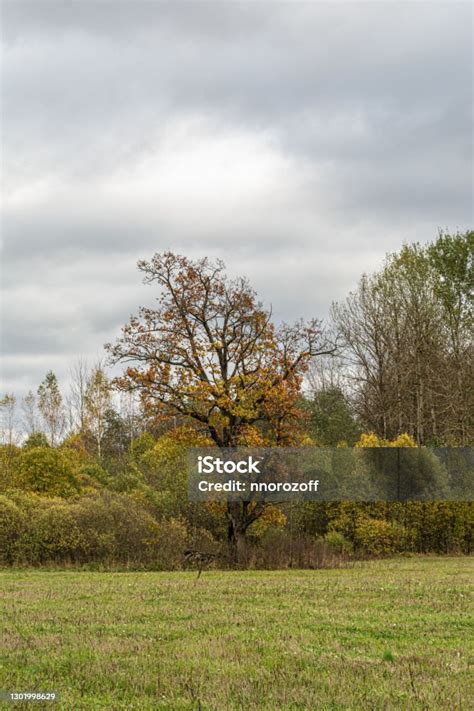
[1,0,472,400]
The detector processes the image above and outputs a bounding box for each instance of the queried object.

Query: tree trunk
[227,503,248,566]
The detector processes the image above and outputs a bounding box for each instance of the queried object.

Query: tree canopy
[107,253,334,448]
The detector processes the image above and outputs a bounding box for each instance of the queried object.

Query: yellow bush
[354,516,409,555]
[14,447,81,497]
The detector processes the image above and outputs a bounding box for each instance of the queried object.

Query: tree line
[332,231,472,445]
[0,230,472,567]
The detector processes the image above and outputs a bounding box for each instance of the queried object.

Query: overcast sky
[1,0,472,400]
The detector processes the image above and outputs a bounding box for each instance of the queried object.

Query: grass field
[1,558,473,710]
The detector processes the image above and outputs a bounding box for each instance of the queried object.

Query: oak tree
[107,252,333,559]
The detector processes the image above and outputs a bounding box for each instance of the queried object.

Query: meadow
[1,557,472,710]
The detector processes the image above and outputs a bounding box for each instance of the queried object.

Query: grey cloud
[1,1,472,399]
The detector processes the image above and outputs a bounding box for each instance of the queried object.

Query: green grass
[1,558,473,710]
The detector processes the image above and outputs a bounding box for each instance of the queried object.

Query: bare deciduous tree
[69,358,90,433]
[332,233,473,445]
[37,372,65,446]
[0,393,18,446]
[22,391,38,437]
[85,365,112,458]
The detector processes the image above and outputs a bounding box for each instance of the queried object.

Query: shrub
[323,531,353,555]
[78,462,109,487]
[252,528,349,569]
[153,518,188,570]
[247,506,287,540]
[0,445,20,491]
[23,432,50,449]
[70,492,160,563]
[0,495,27,564]
[33,504,85,562]
[129,432,155,460]
[0,491,163,567]
[354,517,409,555]
[14,447,81,497]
